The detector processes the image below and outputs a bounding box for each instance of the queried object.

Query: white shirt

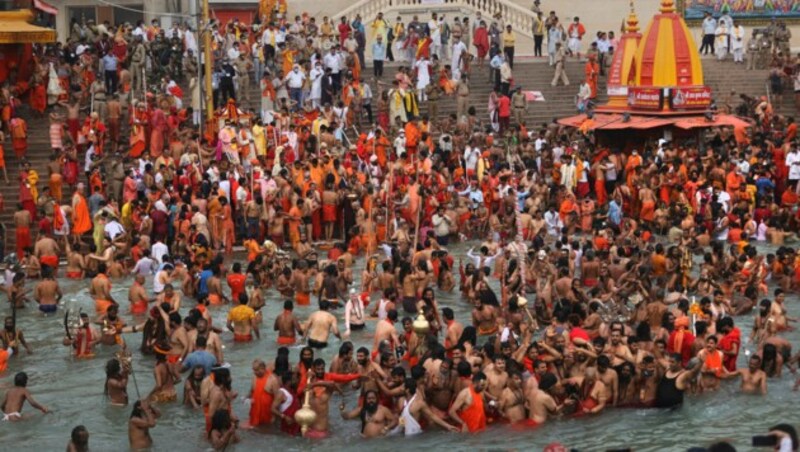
[104,220,125,240]
[285,70,306,88]
[464,146,480,170]
[151,241,169,263]
[544,210,563,236]
[787,151,800,179]
[227,47,241,60]
[323,53,340,73]
[703,17,717,34]
[219,179,231,201]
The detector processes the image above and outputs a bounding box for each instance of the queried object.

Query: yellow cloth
[228,304,255,322]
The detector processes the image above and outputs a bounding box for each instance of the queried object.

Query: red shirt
[497,96,511,117]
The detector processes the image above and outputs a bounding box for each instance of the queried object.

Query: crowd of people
[0,0,799,450]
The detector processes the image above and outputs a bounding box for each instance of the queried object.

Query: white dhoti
[568,37,581,54]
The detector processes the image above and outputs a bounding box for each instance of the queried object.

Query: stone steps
[0,58,789,252]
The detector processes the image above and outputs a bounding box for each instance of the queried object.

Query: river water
[2,240,799,451]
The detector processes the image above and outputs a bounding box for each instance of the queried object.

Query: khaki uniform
[551,46,569,86]
[130,43,146,93]
[511,91,526,125]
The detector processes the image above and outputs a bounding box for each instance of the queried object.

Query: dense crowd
[0,1,799,451]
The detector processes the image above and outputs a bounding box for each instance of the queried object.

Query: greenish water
[1,240,798,451]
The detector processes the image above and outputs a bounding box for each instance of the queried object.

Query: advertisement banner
[627,87,662,111]
[669,86,712,110]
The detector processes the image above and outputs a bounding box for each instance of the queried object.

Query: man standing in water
[128,400,160,449]
[1,316,32,355]
[1,372,49,420]
[307,358,360,439]
[449,372,488,433]
[226,293,260,342]
[654,354,702,408]
[90,263,117,315]
[303,300,341,348]
[275,300,303,345]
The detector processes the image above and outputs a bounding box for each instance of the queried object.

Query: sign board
[669,86,712,110]
[627,87,662,111]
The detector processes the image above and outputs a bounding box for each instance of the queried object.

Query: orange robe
[248,372,274,427]
[459,385,487,433]
[72,193,92,235]
[30,84,46,114]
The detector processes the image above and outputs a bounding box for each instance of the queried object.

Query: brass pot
[412,310,429,335]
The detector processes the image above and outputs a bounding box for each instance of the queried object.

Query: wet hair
[13,372,27,387]
[456,361,472,377]
[539,372,558,391]
[209,408,232,437]
[71,425,89,447]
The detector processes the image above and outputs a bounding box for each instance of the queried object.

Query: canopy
[558,112,752,131]
[0,10,55,44]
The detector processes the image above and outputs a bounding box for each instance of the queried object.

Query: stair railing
[335,0,538,39]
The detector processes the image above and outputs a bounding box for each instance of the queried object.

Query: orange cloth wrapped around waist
[640,200,655,222]
[66,271,82,279]
[376,223,386,242]
[295,292,310,306]
[40,255,58,269]
[478,325,499,336]
[208,293,222,305]
[323,204,337,222]
[234,333,253,342]
[95,299,114,315]
[277,335,296,345]
[131,300,148,314]
[167,354,181,364]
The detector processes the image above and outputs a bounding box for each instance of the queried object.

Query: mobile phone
[752,435,778,447]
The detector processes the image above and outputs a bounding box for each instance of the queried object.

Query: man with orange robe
[449,372,488,433]
[71,184,93,238]
[584,54,599,99]
[9,117,26,159]
[248,360,275,427]
[404,118,420,159]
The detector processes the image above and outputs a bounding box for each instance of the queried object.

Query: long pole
[202,0,214,130]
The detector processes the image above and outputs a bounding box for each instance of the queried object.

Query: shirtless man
[471,298,499,337]
[13,204,31,258]
[207,368,238,438]
[291,260,312,307]
[372,309,400,356]
[164,312,190,373]
[128,275,152,315]
[105,358,129,406]
[484,356,508,406]
[90,263,117,315]
[67,425,90,452]
[33,232,60,277]
[340,389,397,438]
[156,284,181,313]
[303,300,341,349]
[206,268,228,306]
[732,355,767,395]
[64,241,85,279]
[128,400,160,450]
[443,308,464,351]
[189,318,224,364]
[33,265,62,314]
[1,372,49,421]
[529,372,571,425]
[425,357,457,415]
[498,371,525,423]
[275,300,303,346]
[604,330,634,368]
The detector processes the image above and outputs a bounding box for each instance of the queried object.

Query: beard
[364,402,378,414]
[357,359,368,366]
[302,357,313,368]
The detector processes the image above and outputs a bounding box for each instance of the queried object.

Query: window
[68,6,97,25]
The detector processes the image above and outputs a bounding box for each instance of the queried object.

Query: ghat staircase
[0,57,793,252]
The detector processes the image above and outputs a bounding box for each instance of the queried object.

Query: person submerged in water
[1,371,49,421]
